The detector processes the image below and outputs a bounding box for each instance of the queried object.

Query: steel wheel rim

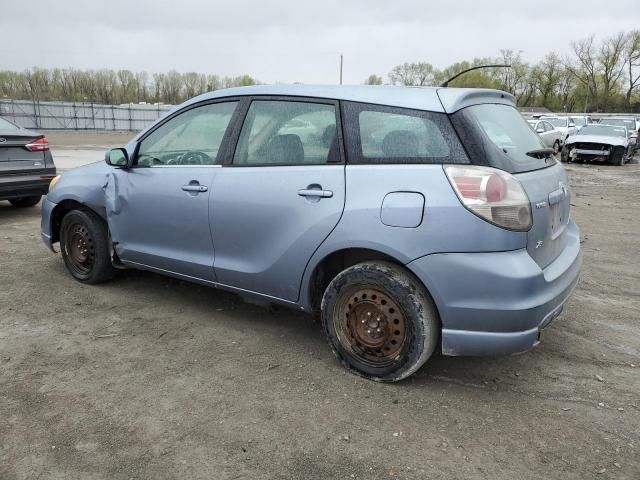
[64,222,95,276]
[335,287,408,369]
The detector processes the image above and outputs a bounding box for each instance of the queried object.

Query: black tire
[610,147,625,166]
[560,146,570,163]
[9,195,41,208]
[553,140,560,155]
[60,208,116,284]
[321,261,438,382]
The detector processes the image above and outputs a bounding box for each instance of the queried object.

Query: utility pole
[339,54,343,85]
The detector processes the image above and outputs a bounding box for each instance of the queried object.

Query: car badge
[0,138,6,143]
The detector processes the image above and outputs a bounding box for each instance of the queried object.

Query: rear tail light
[444,165,532,231]
[25,137,49,152]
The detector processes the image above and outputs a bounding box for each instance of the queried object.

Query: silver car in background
[542,116,578,141]
[41,85,582,382]
[600,117,638,150]
[528,119,564,153]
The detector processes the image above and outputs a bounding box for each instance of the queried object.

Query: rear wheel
[321,261,438,382]
[60,209,116,284]
[9,195,41,208]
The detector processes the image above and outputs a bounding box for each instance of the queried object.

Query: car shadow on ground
[96,266,537,388]
[0,201,43,220]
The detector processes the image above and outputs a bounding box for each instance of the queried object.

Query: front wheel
[9,195,41,207]
[321,261,439,382]
[60,209,116,284]
[560,146,570,163]
[553,140,560,155]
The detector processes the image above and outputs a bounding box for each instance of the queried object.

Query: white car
[542,116,578,141]
[561,124,633,166]
[527,119,564,153]
[599,117,638,149]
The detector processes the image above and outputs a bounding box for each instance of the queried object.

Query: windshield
[600,118,636,132]
[545,118,567,128]
[578,125,627,138]
[0,117,20,130]
[450,104,551,174]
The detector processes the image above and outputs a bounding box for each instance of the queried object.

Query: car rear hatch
[0,129,48,176]
[446,99,572,269]
[515,162,571,269]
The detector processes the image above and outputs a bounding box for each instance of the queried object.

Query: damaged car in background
[561,124,633,165]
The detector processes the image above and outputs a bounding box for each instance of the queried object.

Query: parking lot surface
[1,138,639,479]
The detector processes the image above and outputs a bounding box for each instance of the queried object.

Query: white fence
[0,99,173,131]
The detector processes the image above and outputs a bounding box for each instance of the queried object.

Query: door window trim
[131,97,248,168]
[224,95,346,167]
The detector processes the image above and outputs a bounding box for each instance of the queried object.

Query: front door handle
[182,185,208,192]
[297,189,333,198]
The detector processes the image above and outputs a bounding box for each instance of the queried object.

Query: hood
[565,134,627,147]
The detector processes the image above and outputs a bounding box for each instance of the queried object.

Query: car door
[210,97,345,301]
[107,100,240,281]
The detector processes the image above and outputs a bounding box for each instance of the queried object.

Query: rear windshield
[0,117,19,130]
[450,104,552,174]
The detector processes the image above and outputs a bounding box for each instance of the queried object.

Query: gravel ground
[0,141,639,479]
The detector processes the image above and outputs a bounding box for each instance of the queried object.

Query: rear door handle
[297,189,333,198]
[182,185,208,192]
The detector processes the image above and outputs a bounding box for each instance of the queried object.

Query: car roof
[180,84,516,114]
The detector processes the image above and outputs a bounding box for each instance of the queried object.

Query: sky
[1,0,639,84]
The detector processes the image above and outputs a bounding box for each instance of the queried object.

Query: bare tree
[623,30,640,107]
[389,62,435,86]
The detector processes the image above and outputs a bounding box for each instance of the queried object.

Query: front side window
[233,100,339,165]
[343,102,468,165]
[136,101,238,166]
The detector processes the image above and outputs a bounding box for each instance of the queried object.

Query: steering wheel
[179,151,212,165]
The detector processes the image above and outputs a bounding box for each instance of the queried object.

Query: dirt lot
[1,140,639,479]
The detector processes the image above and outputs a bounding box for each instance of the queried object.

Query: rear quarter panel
[299,164,527,308]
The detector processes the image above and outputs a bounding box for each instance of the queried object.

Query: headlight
[49,175,61,191]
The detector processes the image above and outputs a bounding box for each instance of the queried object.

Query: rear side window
[343,102,468,164]
[233,100,339,166]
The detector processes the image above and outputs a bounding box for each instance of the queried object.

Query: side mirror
[105,148,129,168]
[536,128,544,134]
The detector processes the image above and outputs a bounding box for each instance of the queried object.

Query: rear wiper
[525,148,555,159]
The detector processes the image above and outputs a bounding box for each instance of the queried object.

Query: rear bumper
[0,169,55,201]
[406,220,582,356]
[40,197,57,252]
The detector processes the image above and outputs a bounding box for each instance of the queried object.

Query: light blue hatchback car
[42,85,581,382]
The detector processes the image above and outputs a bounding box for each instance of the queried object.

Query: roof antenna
[439,64,511,88]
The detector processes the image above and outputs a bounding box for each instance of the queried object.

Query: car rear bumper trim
[406,220,582,356]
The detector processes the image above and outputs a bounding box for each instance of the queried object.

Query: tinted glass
[137,101,238,166]
[234,101,338,165]
[343,102,468,165]
[451,104,552,174]
[359,111,450,158]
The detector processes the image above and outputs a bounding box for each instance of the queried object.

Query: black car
[0,117,56,207]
